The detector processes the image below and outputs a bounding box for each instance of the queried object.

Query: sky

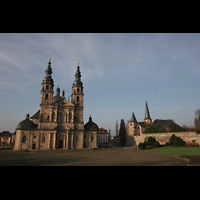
[0,33,200,136]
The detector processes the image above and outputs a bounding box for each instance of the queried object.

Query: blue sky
[0,33,200,136]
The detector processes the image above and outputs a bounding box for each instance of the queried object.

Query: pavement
[0,147,188,166]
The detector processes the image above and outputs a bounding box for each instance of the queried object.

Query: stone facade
[14,59,98,150]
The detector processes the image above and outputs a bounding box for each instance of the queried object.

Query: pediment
[51,97,75,107]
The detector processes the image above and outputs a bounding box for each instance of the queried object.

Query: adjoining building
[98,128,109,146]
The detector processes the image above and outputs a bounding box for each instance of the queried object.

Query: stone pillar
[72,110,74,123]
[47,133,51,149]
[63,135,66,149]
[50,109,52,122]
[52,132,56,149]
[29,130,33,150]
[66,132,68,148]
[70,132,73,149]
[88,133,91,148]
[67,109,69,122]
[37,133,41,150]
[55,108,58,122]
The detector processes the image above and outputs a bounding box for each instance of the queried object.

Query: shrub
[144,136,149,143]
[169,134,177,145]
[164,142,170,146]
[185,142,199,147]
[147,136,156,146]
[174,137,185,146]
[138,142,147,150]
[169,134,185,146]
[154,141,160,147]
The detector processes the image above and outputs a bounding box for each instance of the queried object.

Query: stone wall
[111,132,200,146]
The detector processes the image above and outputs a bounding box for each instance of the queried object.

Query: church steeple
[144,101,152,124]
[73,62,82,88]
[41,58,54,105]
[71,61,84,107]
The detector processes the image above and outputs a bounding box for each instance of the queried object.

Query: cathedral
[14,58,99,150]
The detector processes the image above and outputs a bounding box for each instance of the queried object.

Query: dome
[84,116,99,131]
[16,113,37,130]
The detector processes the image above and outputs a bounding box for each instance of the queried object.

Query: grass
[144,146,200,157]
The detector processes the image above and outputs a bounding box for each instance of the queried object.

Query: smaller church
[128,101,176,136]
[14,58,99,150]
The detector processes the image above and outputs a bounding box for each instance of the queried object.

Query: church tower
[40,58,54,105]
[71,61,84,108]
[39,58,54,123]
[129,112,139,136]
[144,101,152,124]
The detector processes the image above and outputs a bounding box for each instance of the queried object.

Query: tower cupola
[73,62,83,88]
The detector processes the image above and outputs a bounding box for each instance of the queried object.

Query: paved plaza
[0,147,188,166]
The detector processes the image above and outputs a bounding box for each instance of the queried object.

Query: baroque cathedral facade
[14,58,99,150]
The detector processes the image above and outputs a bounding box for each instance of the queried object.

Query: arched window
[42,135,45,143]
[46,85,49,90]
[77,96,79,102]
[77,88,79,93]
[69,112,72,119]
[22,135,26,143]
[45,94,48,100]
[52,112,55,121]
[91,136,94,142]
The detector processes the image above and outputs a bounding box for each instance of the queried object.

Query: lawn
[144,147,200,157]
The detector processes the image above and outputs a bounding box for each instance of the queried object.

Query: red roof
[98,128,108,134]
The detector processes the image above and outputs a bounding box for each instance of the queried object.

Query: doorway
[32,143,36,149]
[58,140,63,149]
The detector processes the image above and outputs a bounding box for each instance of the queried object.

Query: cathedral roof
[16,113,37,130]
[31,110,40,119]
[84,116,99,131]
[51,97,75,106]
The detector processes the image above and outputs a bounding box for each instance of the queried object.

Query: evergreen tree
[119,119,126,146]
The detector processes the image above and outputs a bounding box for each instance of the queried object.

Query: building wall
[128,122,141,136]
[84,131,98,148]
[98,133,109,144]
